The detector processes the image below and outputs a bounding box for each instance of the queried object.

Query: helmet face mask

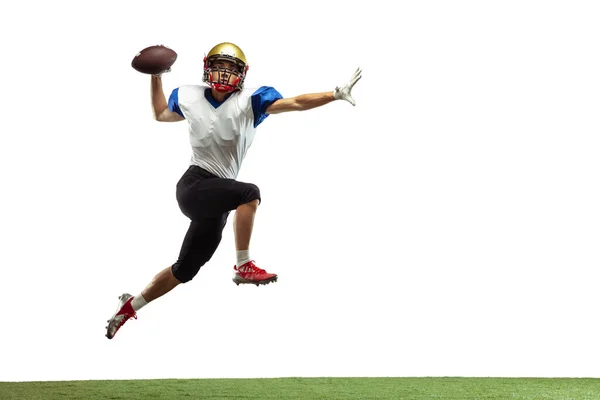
[203,42,249,93]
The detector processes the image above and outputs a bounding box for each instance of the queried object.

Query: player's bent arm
[151,76,184,122]
[155,108,185,122]
[266,92,335,114]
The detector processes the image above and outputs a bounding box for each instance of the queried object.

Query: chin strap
[212,83,236,93]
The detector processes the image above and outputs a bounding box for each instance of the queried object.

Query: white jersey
[168,85,283,179]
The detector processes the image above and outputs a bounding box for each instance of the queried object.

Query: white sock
[236,250,251,267]
[131,294,148,312]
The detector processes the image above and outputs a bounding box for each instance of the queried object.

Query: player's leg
[105,217,227,340]
[230,191,277,286]
[233,199,259,262]
[105,166,225,340]
[140,266,180,303]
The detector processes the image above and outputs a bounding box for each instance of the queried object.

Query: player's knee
[171,261,204,283]
[241,183,261,206]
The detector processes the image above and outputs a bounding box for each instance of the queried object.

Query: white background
[1,0,599,382]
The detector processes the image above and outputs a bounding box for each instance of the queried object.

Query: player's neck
[211,88,228,103]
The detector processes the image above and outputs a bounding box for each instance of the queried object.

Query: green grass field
[2,377,600,400]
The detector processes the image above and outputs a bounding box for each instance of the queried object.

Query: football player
[106,42,361,339]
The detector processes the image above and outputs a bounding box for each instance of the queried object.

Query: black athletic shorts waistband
[185,165,219,179]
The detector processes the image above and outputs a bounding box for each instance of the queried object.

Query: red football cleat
[105,293,137,339]
[233,260,278,286]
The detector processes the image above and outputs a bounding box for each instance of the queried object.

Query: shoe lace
[251,264,266,274]
[239,261,265,275]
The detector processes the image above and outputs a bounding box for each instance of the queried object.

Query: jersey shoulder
[236,87,260,102]
[233,87,267,112]
[177,84,208,102]
[240,86,280,96]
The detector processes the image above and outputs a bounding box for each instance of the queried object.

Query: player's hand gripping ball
[131,45,177,76]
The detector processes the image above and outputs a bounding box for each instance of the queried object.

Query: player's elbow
[152,107,165,121]
[154,108,178,122]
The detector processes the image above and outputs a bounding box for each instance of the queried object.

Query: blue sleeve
[251,86,283,128]
[168,88,184,118]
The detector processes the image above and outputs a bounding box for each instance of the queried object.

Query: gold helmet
[202,42,249,93]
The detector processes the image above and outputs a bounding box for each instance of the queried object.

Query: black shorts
[171,165,261,282]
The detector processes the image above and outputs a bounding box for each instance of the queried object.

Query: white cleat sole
[105,293,133,339]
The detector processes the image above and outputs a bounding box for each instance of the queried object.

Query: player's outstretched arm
[266,68,362,115]
[151,75,184,122]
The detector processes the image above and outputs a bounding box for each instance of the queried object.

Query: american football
[131,45,177,75]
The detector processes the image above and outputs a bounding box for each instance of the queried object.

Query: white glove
[152,68,171,78]
[333,67,362,106]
